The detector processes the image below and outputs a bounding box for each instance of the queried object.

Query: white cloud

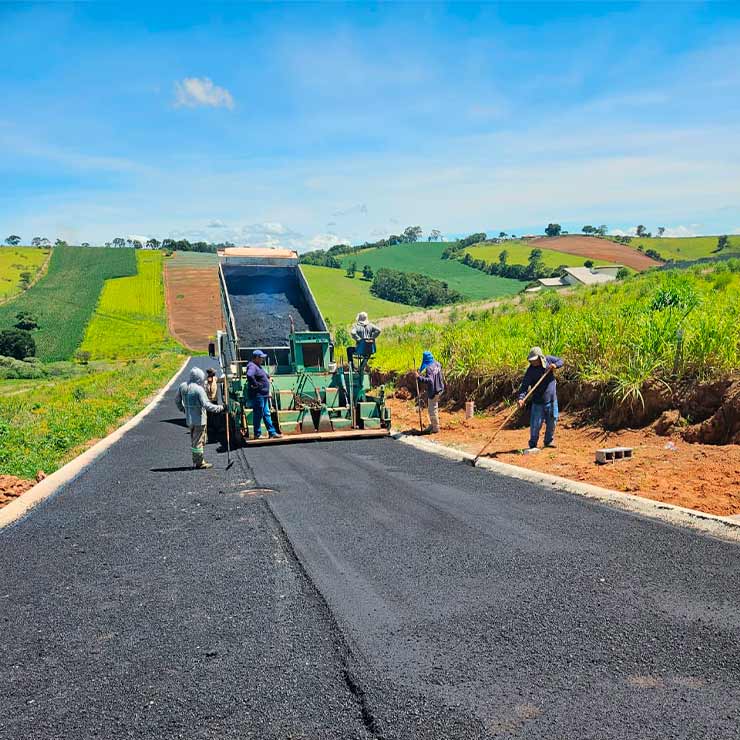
[609,228,637,237]
[174,77,234,109]
[661,225,702,238]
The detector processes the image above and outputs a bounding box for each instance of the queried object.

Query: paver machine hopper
[209,247,391,445]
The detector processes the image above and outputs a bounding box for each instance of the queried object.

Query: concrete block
[595,447,633,464]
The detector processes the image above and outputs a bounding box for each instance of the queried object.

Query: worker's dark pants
[252,396,277,438]
[206,410,223,442]
[529,400,558,448]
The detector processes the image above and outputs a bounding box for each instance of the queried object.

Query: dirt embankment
[0,475,37,508]
[527,236,661,271]
[380,370,740,446]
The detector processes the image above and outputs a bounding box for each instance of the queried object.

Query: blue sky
[2,1,739,249]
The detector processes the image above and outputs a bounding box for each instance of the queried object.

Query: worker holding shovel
[517,346,563,450]
[416,351,445,434]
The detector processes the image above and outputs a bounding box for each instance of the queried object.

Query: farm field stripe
[0,355,189,529]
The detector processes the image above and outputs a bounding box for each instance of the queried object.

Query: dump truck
[209,247,391,445]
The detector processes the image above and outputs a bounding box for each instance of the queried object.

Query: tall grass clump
[374,266,740,399]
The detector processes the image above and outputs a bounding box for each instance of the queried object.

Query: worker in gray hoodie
[175,366,224,469]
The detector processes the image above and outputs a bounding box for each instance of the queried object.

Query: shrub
[0,329,36,360]
[370,268,462,307]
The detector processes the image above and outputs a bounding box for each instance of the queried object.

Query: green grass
[168,251,219,267]
[0,354,184,479]
[301,264,415,328]
[626,235,740,261]
[0,246,137,361]
[0,247,50,301]
[337,242,523,301]
[375,261,740,402]
[80,251,179,359]
[466,240,619,269]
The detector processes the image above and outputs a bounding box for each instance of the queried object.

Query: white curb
[394,432,740,542]
[0,356,191,529]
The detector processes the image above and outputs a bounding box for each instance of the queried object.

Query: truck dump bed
[222,265,317,347]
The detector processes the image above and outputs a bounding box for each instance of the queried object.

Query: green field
[0,354,184,479]
[168,251,219,267]
[0,246,137,361]
[0,247,50,301]
[337,242,522,301]
[626,235,740,261]
[466,240,618,269]
[301,264,415,328]
[81,250,179,359]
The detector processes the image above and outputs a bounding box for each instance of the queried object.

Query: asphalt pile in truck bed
[224,266,317,347]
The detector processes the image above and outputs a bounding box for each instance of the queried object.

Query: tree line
[370,268,461,307]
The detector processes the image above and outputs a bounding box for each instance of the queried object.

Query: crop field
[465,240,619,269]
[81,250,179,359]
[0,246,137,361]
[626,235,740,261]
[376,262,740,400]
[337,242,523,301]
[0,247,50,301]
[526,236,660,271]
[301,264,415,328]
[0,354,184,479]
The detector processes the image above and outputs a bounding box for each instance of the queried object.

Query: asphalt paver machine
[210,247,391,445]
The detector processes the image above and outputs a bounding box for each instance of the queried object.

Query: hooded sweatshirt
[418,352,445,399]
[176,367,222,427]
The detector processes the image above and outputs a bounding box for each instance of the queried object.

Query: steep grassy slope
[0,248,50,301]
[337,242,522,301]
[81,251,179,359]
[301,264,414,328]
[0,247,137,361]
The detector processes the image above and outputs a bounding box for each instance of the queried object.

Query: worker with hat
[349,311,381,372]
[246,350,282,440]
[175,366,224,469]
[416,350,445,434]
[517,346,564,449]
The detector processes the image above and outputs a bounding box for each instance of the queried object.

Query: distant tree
[0,329,36,359]
[54,239,68,247]
[584,259,594,268]
[526,248,546,278]
[657,227,666,237]
[31,237,42,247]
[74,350,91,365]
[39,238,51,247]
[146,238,161,249]
[362,265,374,281]
[498,249,509,266]
[499,231,507,239]
[112,237,126,248]
[346,261,357,278]
[132,240,143,249]
[81,242,90,247]
[616,267,630,280]
[14,311,39,330]
[645,248,664,261]
[403,226,423,243]
[715,235,729,252]
[428,229,442,242]
[5,235,21,246]
[636,225,647,237]
[545,223,561,237]
[161,238,175,250]
[596,225,608,236]
[582,225,595,235]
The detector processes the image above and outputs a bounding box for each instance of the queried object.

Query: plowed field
[164,255,220,351]
[527,236,661,270]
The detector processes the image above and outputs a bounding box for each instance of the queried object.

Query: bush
[0,329,36,360]
[14,311,39,330]
[370,268,462,307]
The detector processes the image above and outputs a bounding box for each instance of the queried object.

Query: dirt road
[2,359,739,738]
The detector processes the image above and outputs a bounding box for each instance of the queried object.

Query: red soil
[164,262,221,352]
[0,475,35,508]
[528,236,661,271]
[389,399,740,517]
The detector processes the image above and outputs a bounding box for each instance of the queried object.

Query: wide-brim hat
[527,346,547,366]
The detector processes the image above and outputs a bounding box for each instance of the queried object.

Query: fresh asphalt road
[2,360,739,739]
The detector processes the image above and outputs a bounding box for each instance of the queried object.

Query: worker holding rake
[416,351,445,434]
[517,346,564,450]
[175,367,224,469]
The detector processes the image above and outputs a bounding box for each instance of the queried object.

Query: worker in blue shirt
[517,346,564,449]
[246,350,282,440]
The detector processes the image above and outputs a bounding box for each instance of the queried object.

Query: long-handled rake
[470,366,553,465]
[412,356,423,433]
